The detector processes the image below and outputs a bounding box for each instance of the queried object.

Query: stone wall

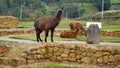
[0,28,35,36]
[0,16,19,28]
[0,44,10,57]
[100,30,120,37]
[0,43,120,67]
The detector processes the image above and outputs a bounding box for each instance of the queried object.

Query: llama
[69,22,87,36]
[34,9,63,42]
[60,29,79,38]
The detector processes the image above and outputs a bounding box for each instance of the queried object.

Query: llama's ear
[57,9,64,13]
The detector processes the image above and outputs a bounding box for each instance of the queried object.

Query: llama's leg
[38,30,43,42]
[51,29,54,42]
[35,29,39,42]
[45,30,49,42]
[36,33,43,42]
[36,33,40,42]
[36,29,42,42]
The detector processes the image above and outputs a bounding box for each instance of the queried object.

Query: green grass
[10,35,120,43]
[10,35,76,41]
[19,20,120,30]
[57,21,86,28]
[19,21,86,28]
[111,0,120,3]
[102,20,120,25]
[83,3,98,16]
[19,21,34,26]
[33,64,80,68]
[100,37,120,43]
[102,25,120,30]
[76,36,120,43]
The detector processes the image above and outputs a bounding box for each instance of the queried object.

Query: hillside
[0,0,119,20]
[76,10,120,20]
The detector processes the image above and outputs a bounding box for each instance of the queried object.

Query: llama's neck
[81,27,87,36]
[55,12,62,19]
[81,27,86,33]
[75,29,79,34]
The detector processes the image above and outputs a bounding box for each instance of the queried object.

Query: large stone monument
[86,24,100,44]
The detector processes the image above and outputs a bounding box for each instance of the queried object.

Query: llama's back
[34,17,55,30]
[60,32,75,38]
[60,30,79,38]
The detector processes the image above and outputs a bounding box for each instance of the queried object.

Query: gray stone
[86,24,100,44]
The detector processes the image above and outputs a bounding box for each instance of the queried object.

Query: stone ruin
[0,16,19,29]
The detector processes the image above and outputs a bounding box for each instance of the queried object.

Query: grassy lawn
[102,25,120,30]
[19,20,120,30]
[33,64,80,68]
[19,21,86,28]
[10,35,120,43]
[17,20,120,43]
[19,21,34,26]
[10,34,76,41]
[76,36,120,43]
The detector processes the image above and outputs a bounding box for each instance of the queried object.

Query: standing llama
[34,9,63,42]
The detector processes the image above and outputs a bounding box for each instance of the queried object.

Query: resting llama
[69,22,87,36]
[60,29,79,38]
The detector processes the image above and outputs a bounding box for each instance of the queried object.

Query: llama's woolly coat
[34,9,63,42]
[60,29,79,38]
[34,17,60,30]
[69,22,87,36]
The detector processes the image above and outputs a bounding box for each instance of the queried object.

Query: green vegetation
[19,21,86,27]
[102,25,120,30]
[102,20,120,25]
[19,21,34,26]
[10,35,76,41]
[18,19,120,43]
[0,0,119,20]
[110,0,120,3]
[10,34,120,43]
[76,36,120,43]
[83,3,98,16]
[19,20,120,30]
[57,21,86,28]
[33,64,80,68]
[100,37,120,43]
[0,40,17,43]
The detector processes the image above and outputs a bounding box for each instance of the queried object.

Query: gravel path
[0,36,120,46]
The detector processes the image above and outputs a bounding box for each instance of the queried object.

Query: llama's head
[56,9,63,19]
[58,9,63,13]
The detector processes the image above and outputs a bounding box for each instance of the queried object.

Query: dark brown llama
[69,22,87,36]
[34,9,63,42]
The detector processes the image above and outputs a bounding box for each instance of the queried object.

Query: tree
[64,4,84,19]
[104,0,111,11]
[93,0,111,11]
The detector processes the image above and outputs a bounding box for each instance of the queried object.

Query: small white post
[102,0,104,20]
[20,4,23,21]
